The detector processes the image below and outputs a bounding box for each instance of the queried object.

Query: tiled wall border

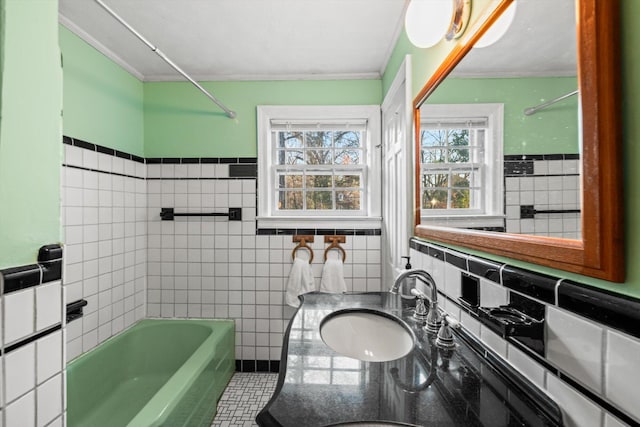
[236,359,280,373]
[63,136,145,164]
[411,237,640,338]
[0,244,64,355]
[0,244,66,426]
[504,153,580,177]
[410,237,640,426]
[65,135,381,237]
[256,228,381,236]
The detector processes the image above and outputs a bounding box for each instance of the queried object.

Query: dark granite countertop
[257,292,562,427]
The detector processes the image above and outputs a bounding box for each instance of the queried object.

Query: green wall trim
[143,79,382,158]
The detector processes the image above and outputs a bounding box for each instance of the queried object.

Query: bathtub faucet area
[392,269,442,333]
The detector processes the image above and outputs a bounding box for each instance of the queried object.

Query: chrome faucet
[392,269,442,333]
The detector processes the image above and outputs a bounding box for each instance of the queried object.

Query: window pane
[305,131,332,148]
[451,189,470,209]
[422,173,449,188]
[451,172,470,188]
[447,129,469,147]
[334,131,361,148]
[422,148,446,163]
[277,150,304,165]
[278,174,303,189]
[422,130,446,147]
[422,189,448,209]
[306,191,333,210]
[305,174,332,188]
[334,149,361,165]
[278,191,303,210]
[449,148,470,163]
[278,131,303,148]
[306,149,332,165]
[335,175,360,188]
[336,191,361,210]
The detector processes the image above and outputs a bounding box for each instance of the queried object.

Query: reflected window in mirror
[419,103,504,230]
[416,0,580,237]
[412,0,623,281]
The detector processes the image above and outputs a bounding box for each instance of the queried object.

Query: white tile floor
[211,372,279,427]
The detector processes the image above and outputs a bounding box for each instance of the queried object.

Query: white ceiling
[58,0,576,83]
[58,0,409,81]
[453,0,577,77]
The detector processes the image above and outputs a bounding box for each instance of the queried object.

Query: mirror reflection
[417,0,580,239]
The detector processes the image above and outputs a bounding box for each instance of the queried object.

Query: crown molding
[59,13,145,81]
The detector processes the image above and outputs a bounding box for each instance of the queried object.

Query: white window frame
[419,103,504,228]
[257,105,381,229]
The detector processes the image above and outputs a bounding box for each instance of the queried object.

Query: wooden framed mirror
[413,0,624,282]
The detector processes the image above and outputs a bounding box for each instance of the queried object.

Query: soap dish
[478,306,543,339]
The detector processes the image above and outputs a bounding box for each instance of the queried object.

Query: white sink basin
[320,310,414,362]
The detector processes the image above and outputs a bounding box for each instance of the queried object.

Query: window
[419,104,504,228]
[258,106,381,229]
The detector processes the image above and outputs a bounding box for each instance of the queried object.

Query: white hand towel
[285,254,316,307]
[320,250,347,294]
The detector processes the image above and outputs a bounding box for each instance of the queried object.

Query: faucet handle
[410,288,429,300]
[435,315,459,349]
[410,288,429,320]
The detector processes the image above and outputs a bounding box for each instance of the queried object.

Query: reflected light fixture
[405,0,472,48]
[474,1,517,48]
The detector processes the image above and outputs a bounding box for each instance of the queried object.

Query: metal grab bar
[160,207,242,221]
[520,205,580,219]
[94,0,237,119]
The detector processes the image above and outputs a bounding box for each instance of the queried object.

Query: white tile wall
[605,330,640,422]
[146,165,382,361]
[5,343,36,403]
[604,413,631,427]
[5,391,36,427]
[0,271,66,427]
[4,288,35,344]
[479,278,508,307]
[410,241,640,427]
[62,144,146,361]
[546,374,602,427]
[505,159,580,238]
[507,343,546,390]
[36,374,62,427]
[546,306,604,393]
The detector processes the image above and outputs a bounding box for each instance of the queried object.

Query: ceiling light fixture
[474,1,517,48]
[405,0,472,49]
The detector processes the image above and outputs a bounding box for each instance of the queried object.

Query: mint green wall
[0,0,62,268]
[60,26,144,157]
[144,80,382,157]
[426,77,579,155]
[384,0,640,297]
[620,0,640,296]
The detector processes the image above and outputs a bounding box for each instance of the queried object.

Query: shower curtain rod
[94,0,236,119]
[524,90,578,116]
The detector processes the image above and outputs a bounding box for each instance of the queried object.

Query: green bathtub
[67,319,235,427]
